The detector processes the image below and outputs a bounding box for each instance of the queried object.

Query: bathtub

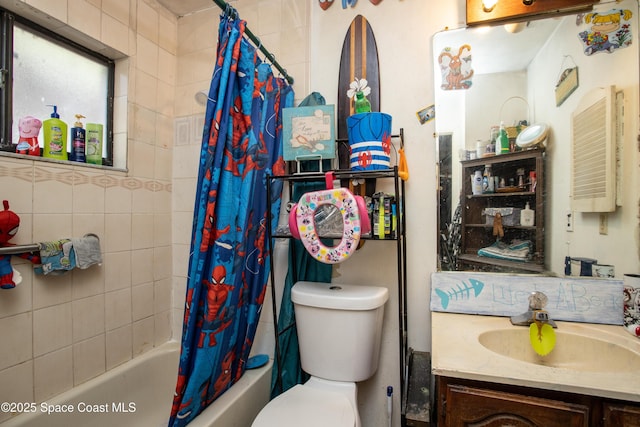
[1,341,273,427]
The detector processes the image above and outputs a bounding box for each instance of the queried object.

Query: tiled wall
[171,0,310,358]
[0,0,177,420]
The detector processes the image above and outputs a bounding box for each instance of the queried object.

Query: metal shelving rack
[265,154,407,422]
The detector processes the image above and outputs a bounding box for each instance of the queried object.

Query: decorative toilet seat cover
[252,384,355,427]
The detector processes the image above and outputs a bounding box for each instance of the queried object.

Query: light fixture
[522,0,535,5]
[504,22,528,33]
[482,0,498,12]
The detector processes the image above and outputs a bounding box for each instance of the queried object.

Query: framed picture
[282,105,336,161]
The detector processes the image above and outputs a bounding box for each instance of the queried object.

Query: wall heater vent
[571,86,616,212]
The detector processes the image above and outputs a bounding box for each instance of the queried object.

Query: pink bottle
[16,116,42,156]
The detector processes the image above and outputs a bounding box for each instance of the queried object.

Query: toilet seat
[252,384,356,427]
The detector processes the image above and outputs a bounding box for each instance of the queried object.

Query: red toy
[0,200,40,289]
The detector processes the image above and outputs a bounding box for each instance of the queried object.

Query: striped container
[347,112,392,171]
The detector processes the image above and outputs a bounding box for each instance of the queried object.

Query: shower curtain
[169,13,293,427]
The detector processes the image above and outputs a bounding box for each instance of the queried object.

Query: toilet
[252,280,389,427]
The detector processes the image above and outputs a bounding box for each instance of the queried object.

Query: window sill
[0,151,127,173]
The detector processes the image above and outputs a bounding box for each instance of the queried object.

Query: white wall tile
[0,312,33,370]
[73,334,106,385]
[105,288,132,330]
[72,294,105,342]
[132,282,154,320]
[132,316,154,356]
[34,347,73,402]
[0,361,34,422]
[106,324,132,369]
[33,303,72,357]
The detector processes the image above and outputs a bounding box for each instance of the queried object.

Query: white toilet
[252,280,389,427]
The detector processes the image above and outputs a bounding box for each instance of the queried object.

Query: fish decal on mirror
[434,278,485,309]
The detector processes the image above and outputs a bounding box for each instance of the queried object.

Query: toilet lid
[252,385,355,427]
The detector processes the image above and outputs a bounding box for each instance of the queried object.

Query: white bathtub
[1,341,272,427]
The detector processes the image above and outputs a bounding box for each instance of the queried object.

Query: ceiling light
[482,0,498,12]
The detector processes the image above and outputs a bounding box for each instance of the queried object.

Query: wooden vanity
[431,312,640,426]
[435,376,640,426]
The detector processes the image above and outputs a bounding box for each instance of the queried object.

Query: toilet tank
[291,281,389,382]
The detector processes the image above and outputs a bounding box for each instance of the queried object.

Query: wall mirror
[434,0,639,277]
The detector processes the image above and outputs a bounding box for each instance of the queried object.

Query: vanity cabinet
[603,402,640,427]
[458,148,545,273]
[436,376,640,427]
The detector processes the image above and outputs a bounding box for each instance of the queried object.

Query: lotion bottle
[520,202,535,226]
[42,105,68,160]
[85,123,103,165]
[70,114,86,163]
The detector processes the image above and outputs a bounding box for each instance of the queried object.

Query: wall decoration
[416,104,435,124]
[431,272,624,325]
[555,56,580,107]
[319,0,334,10]
[282,105,336,162]
[342,0,357,8]
[577,7,633,55]
[438,45,474,90]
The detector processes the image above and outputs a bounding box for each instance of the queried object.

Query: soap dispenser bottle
[520,202,535,226]
[70,114,86,163]
[43,105,68,160]
[495,121,510,155]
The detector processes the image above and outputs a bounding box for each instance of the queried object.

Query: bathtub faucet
[510,291,557,328]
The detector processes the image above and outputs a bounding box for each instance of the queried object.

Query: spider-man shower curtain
[169,13,293,427]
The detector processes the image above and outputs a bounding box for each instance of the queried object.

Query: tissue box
[484,207,521,226]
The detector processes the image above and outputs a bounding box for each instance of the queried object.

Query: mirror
[434,0,639,277]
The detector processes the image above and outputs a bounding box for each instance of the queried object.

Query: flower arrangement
[346,78,370,99]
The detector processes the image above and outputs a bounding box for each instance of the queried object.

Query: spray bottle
[70,114,86,162]
[42,105,68,160]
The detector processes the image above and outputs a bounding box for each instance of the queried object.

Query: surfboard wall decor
[337,14,381,171]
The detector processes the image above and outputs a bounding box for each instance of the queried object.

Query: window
[0,9,114,166]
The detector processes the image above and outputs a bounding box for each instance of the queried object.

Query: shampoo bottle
[43,105,68,160]
[85,123,103,165]
[520,202,535,226]
[70,114,86,163]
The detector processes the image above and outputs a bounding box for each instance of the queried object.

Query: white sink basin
[431,312,640,403]
[478,328,640,373]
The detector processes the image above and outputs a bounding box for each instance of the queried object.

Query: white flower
[346,78,371,99]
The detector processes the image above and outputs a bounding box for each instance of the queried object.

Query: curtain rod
[212,0,294,85]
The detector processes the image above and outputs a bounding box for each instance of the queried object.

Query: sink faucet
[510,291,557,328]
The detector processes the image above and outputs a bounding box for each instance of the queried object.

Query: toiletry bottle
[42,105,68,160]
[495,121,509,155]
[471,170,483,195]
[70,114,86,163]
[85,123,103,165]
[482,164,494,193]
[520,202,535,226]
[15,116,42,156]
[354,91,371,114]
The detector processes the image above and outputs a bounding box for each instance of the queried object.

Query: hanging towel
[36,239,76,275]
[71,233,102,269]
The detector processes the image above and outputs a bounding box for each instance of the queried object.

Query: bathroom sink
[478,328,640,373]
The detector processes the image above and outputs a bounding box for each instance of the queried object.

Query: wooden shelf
[459,148,545,273]
[458,253,545,273]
